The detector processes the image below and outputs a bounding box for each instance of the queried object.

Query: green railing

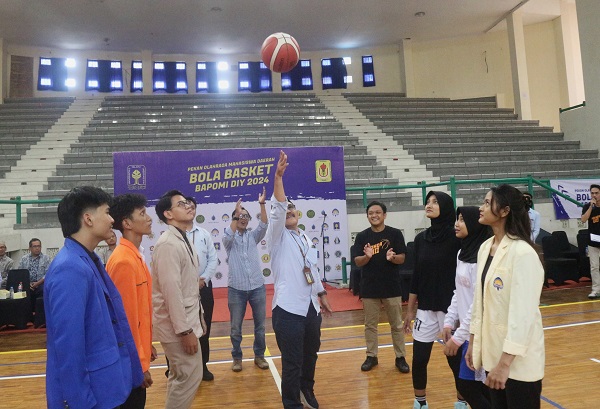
[559,101,585,113]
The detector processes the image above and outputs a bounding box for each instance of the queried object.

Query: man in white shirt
[186,196,218,381]
[523,192,541,242]
[266,151,333,409]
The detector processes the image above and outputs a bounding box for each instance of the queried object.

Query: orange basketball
[261,32,300,73]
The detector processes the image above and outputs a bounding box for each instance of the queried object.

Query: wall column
[141,49,153,95]
[506,10,532,120]
[399,39,415,97]
[559,0,585,106]
[0,38,5,102]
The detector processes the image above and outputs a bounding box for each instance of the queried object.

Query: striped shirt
[223,221,268,291]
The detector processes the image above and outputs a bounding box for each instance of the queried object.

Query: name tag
[591,233,600,243]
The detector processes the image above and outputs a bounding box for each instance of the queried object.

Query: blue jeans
[227,285,266,359]
[272,303,322,409]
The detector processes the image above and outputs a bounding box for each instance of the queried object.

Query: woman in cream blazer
[466,185,545,409]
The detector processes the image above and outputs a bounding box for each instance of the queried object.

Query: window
[131,61,143,92]
[344,76,353,84]
[281,59,313,91]
[85,59,124,92]
[38,57,72,91]
[196,61,218,93]
[343,57,352,65]
[321,57,347,90]
[362,55,376,87]
[153,61,188,93]
[237,61,272,93]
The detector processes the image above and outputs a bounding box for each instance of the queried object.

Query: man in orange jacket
[107,193,157,409]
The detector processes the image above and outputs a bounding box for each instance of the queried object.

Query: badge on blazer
[493,277,504,291]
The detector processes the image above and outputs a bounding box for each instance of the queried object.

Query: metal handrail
[559,101,585,113]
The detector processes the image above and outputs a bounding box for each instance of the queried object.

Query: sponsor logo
[127,165,146,190]
[315,160,332,182]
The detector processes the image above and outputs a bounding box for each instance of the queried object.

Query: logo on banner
[127,165,147,190]
[315,160,332,182]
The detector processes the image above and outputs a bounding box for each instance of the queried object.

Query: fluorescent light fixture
[260,62,267,69]
[301,60,310,67]
[197,62,206,70]
[302,78,312,86]
[343,57,352,65]
[111,80,122,88]
[344,75,353,83]
[217,62,229,71]
[197,81,208,89]
[154,62,164,70]
[111,61,121,69]
[364,74,374,82]
[88,60,98,68]
[239,63,249,70]
[155,81,165,89]
[218,80,229,89]
[363,56,373,64]
[133,61,143,69]
[88,80,99,88]
[41,58,52,66]
[176,81,187,89]
[281,78,291,88]
[40,78,52,86]
[322,59,331,66]
[133,80,143,89]
[65,78,76,87]
[260,79,270,88]
[322,77,332,85]
[65,58,76,68]
[239,81,249,88]
[176,63,185,70]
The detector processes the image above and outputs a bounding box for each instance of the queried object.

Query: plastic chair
[541,236,579,285]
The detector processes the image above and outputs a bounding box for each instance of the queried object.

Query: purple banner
[113,146,345,202]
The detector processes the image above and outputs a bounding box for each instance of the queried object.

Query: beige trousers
[363,296,407,358]
[162,339,203,409]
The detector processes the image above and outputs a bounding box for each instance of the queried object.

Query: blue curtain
[153,61,187,94]
[196,62,219,93]
[37,57,68,91]
[362,55,376,87]
[321,58,347,90]
[238,62,272,93]
[130,61,143,93]
[281,60,313,91]
[85,60,123,92]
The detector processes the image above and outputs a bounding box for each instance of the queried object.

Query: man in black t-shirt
[352,201,410,374]
[582,183,600,299]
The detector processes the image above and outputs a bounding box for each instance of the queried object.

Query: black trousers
[488,378,542,409]
[199,280,214,369]
[120,386,146,409]
[412,340,461,391]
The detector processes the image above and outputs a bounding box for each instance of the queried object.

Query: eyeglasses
[238,214,251,220]
[170,200,192,210]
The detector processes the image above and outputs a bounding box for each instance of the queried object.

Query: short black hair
[29,238,41,247]
[366,200,387,214]
[590,184,600,191]
[110,194,148,232]
[57,186,113,238]
[186,196,197,206]
[156,189,184,223]
[231,207,249,217]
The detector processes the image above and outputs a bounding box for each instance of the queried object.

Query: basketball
[260,32,300,73]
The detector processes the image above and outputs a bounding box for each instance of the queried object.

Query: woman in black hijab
[403,191,462,409]
[442,206,492,409]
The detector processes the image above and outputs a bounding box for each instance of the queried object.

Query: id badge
[303,266,315,284]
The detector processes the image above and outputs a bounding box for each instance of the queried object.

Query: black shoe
[361,356,378,371]
[300,389,319,409]
[395,356,410,373]
[202,368,214,381]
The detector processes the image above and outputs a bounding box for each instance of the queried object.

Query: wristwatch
[178,328,194,336]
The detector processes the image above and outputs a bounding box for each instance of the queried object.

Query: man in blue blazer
[45,186,144,409]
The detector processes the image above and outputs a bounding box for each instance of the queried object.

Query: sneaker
[413,399,429,409]
[395,356,410,373]
[588,291,600,299]
[300,389,319,409]
[254,357,270,370]
[360,356,378,371]
[202,367,214,381]
[232,359,242,372]
[454,402,468,409]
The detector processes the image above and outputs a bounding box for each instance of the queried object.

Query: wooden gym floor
[0,286,597,408]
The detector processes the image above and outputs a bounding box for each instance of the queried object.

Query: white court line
[3,318,600,383]
[590,358,600,364]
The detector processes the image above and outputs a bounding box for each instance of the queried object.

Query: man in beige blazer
[152,190,206,409]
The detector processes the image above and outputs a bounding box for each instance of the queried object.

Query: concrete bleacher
[344,93,599,205]
[25,93,410,225]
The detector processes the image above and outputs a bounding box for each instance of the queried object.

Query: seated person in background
[523,192,540,242]
[18,238,51,317]
[0,240,14,289]
[98,230,118,265]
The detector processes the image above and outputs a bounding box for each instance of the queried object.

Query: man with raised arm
[266,150,333,409]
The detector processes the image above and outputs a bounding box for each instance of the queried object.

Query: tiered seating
[28,94,410,224]
[345,94,599,204]
[0,97,74,178]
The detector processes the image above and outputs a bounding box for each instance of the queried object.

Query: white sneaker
[588,291,600,299]
[413,399,429,409]
[454,402,468,409]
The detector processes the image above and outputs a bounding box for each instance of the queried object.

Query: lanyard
[289,230,309,267]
